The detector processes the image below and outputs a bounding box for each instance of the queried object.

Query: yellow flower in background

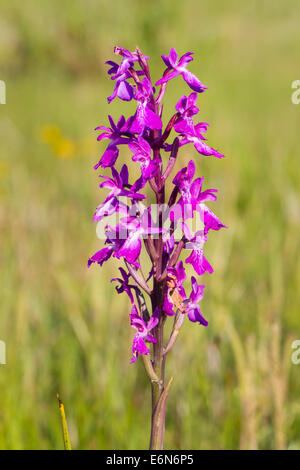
[53,138,76,159]
[40,125,96,159]
[41,125,76,159]
[41,125,62,143]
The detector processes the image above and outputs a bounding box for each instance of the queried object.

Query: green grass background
[0,0,300,449]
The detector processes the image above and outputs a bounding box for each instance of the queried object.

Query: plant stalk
[149,300,168,449]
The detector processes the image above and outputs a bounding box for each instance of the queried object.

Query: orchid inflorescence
[88,46,226,449]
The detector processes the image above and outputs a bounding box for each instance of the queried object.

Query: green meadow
[0,0,300,449]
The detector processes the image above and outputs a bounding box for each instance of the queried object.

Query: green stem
[149,312,166,449]
[148,110,170,450]
[150,377,173,450]
[142,354,162,388]
[163,311,185,356]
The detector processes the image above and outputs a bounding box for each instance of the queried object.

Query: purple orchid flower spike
[130,305,159,363]
[88,46,226,450]
[155,48,207,93]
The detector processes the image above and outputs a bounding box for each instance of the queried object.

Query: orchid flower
[93,165,144,222]
[129,136,160,184]
[130,77,162,134]
[106,47,147,103]
[94,115,133,169]
[155,47,207,93]
[185,277,207,325]
[88,46,226,450]
[130,305,158,363]
[111,267,135,304]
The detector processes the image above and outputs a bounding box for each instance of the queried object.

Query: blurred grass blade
[57,394,72,450]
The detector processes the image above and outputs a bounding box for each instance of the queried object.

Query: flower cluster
[88,46,226,363]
